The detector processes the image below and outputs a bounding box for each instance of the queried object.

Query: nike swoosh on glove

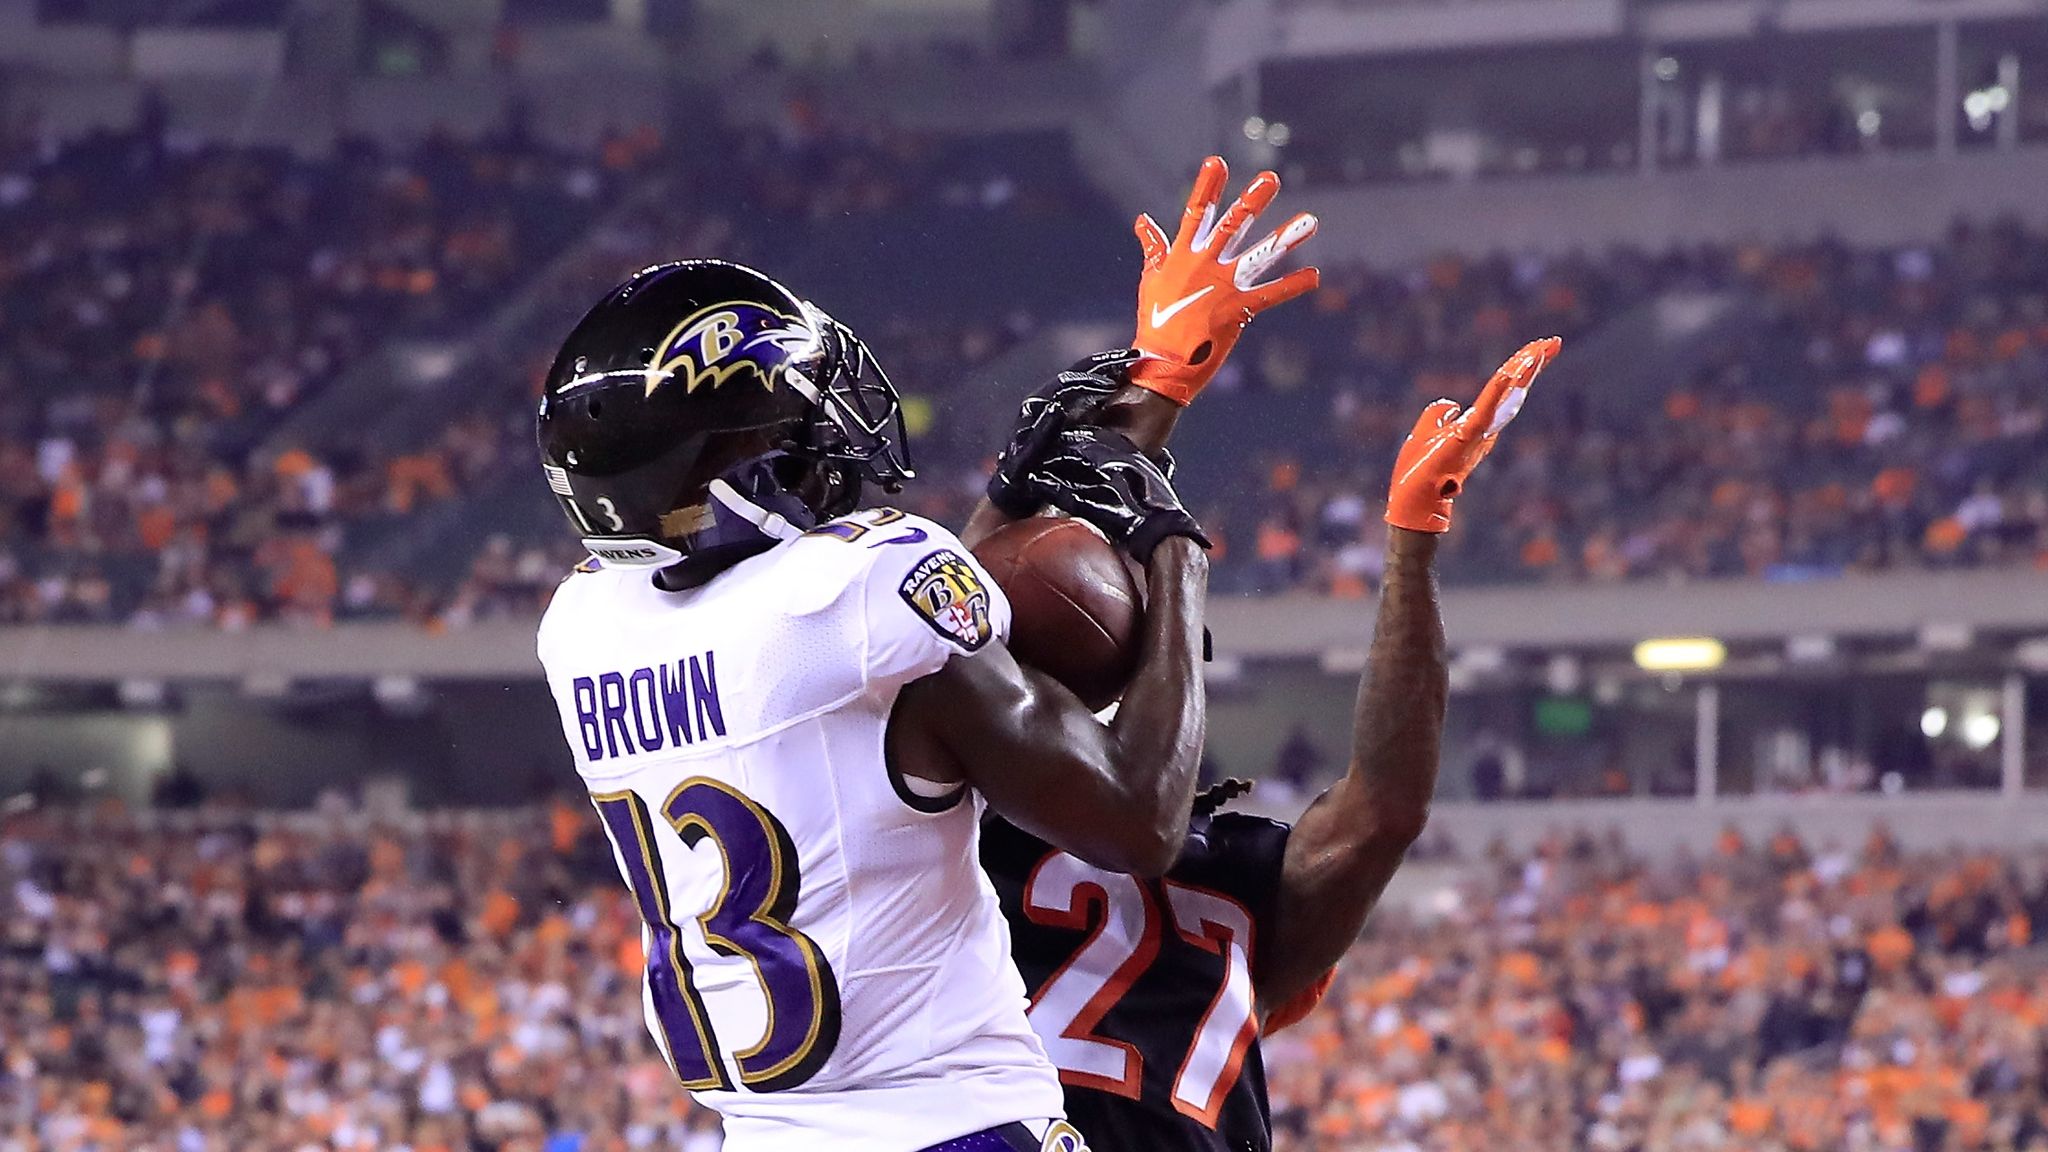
[986,348,1144,519]
[1017,426,1210,564]
[1129,155,1320,406]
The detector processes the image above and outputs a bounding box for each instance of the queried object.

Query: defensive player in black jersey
[964,158,1559,1151]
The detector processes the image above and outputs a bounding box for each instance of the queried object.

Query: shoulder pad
[1204,809,1291,837]
[850,513,1012,683]
[802,506,923,546]
[1188,809,1294,876]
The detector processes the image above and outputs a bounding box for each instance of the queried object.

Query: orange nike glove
[1129,156,1320,406]
[1386,336,1561,534]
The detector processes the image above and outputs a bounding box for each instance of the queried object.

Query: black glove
[1019,426,1210,563]
[986,349,1143,518]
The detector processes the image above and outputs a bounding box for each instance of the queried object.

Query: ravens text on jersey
[981,812,1293,1152]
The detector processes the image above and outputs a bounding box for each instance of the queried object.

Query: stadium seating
[0,126,647,626]
[9,7,2046,1152]
[6,116,2048,627]
[3,803,2041,1151]
[1265,824,2048,1151]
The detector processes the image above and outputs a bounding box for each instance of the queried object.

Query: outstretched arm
[1256,338,1559,1014]
[1254,528,1443,1011]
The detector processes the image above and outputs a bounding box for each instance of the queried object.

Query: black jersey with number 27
[980,811,1293,1152]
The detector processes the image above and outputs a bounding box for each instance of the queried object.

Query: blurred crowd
[1197,221,2048,595]
[1269,826,2048,1152]
[0,801,720,1152]
[404,105,1098,628]
[6,112,2048,625]
[5,802,2044,1152]
[0,106,1057,629]
[0,120,638,627]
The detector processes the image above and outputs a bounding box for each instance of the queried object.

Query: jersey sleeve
[855,513,1014,689]
[1183,811,1293,963]
[1197,811,1347,1034]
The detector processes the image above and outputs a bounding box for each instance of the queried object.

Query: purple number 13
[594,778,841,1092]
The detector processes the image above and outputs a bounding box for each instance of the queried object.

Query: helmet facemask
[784,302,915,505]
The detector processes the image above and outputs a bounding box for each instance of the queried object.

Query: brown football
[972,515,1144,711]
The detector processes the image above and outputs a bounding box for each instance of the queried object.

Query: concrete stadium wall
[1233,0,2048,64]
[5,567,2045,681]
[4,58,1088,149]
[5,74,673,150]
[6,675,2040,864]
[1227,787,2048,861]
[0,682,572,807]
[693,0,995,68]
[1411,791,2048,856]
[1305,147,2048,265]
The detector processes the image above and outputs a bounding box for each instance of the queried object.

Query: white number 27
[1021,854,1261,1128]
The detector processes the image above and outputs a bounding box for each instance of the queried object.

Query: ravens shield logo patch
[899,550,993,652]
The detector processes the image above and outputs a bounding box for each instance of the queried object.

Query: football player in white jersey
[533,261,1214,1152]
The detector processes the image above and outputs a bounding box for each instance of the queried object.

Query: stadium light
[1632,637,1725,672]
[1921,706,1948,739]
[1786,634,1836,663]
[117,679,167,709]
[242,672,291,699]
[1319,648,1368,675]
[1964,86,2011,132]
[374,675,425,712]
[2015,636,2048,672]
[1457,646,1508,674]
[1918,622,1973,652]
[1962,712,2001,750]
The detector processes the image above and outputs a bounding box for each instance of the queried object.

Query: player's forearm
[1260,528,1444,1008]
[1104,534,1210,875]
[1096,385,1183,455]
[1339,527,1445,848]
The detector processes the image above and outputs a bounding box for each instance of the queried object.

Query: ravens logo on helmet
[537,261,912,584]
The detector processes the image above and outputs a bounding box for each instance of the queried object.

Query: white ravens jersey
[537,508,1064,1152]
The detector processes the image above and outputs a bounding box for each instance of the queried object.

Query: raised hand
[1385,337,1561,534]
[1129,156,1320,406]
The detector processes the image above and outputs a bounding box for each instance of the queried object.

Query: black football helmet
[537,261,912,578]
